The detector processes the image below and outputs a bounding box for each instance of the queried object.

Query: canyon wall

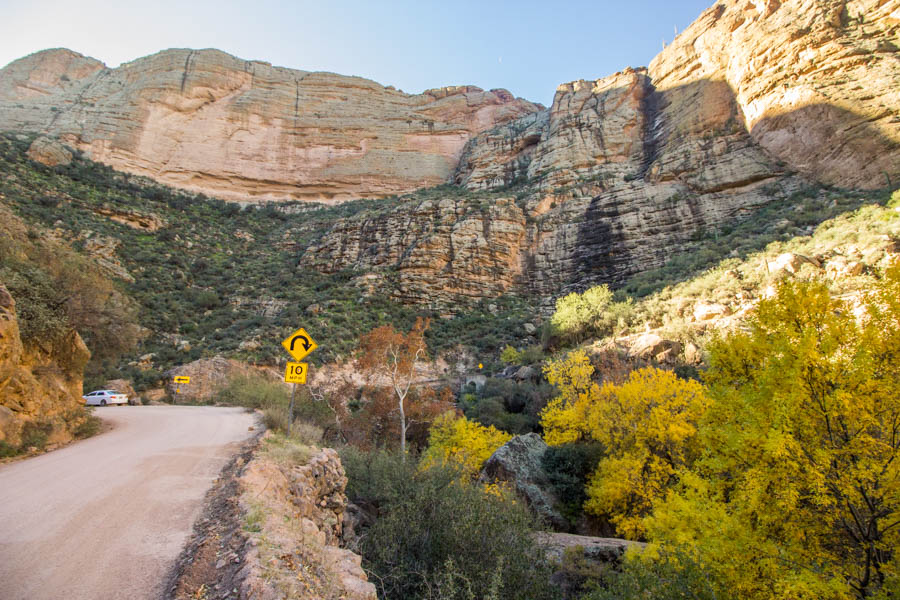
[0,284,91,451]
[304,0,899,306]
[0,48,540,203]
[1,0,896,307]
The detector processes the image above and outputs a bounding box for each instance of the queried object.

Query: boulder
[826,256,866,279]
[26,136,72,167]
[693,302,732,322]
[684,342,702,366]
[626,333,682,362]
[478,433,567,530]
[513,365,538,382]
[165,356,280,403]
[535,532,644,564]
[769,252,821,276]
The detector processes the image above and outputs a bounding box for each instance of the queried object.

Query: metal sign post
[288,383,296,435]
[281,331,316,435]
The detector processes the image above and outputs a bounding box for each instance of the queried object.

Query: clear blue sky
[1,0,713,106]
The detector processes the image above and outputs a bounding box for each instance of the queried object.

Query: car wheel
[100,399,107,406]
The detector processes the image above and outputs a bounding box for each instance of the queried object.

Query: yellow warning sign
[284,362,308,385]
[174,376,190,384]
[282,327,318,361]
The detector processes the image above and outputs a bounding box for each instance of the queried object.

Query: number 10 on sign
[284,362,308,385]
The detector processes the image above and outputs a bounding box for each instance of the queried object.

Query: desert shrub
[579,550,720,600]
[550,285,634,346]
[291,420,324,445]
[72,410,102,439]
[341,449,560,600]
[541,442,606,524]
[217,373,289,411]
[262,408,290,433]
[500,344,545,366]
[500,344,521,364]
[0,440,17,458]
[260,432,315,466]
[19,420,53,450]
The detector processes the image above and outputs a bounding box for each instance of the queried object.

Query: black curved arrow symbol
[290,335,313,352]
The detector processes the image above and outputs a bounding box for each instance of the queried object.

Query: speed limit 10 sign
[284,362,308,384]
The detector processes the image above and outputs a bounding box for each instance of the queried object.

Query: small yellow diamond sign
[282,327,318,361]
[284,362,308,385]
[174,376,190,384]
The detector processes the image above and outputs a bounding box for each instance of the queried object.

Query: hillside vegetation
[0,132,538,389]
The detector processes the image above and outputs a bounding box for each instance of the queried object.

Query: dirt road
[0,405,258,600]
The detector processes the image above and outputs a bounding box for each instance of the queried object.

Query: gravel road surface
[0,405,258,600]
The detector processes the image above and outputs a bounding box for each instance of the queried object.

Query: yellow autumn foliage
[421,412,512,478]
[541,353,708,538]
[646,263,900,599]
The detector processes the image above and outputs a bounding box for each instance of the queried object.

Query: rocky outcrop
[306,1,897,308]
[0,284,91,451]
[104,379,137,404]
[164,356,280,403]
[0,48,540,203]
[650,0,899,191]
[478,433,568,530]
[238,439,376,600]
[459,1,899,193]
[303,196,529,306]
[535,532,644,564]
[26,136,72,167]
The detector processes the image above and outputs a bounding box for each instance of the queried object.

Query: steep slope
[0,133,539,385]
[306,0,899,307]
[0,48,540,203]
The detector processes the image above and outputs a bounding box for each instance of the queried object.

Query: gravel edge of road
[164,427,264,600]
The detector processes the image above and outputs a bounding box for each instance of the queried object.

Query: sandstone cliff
[0,284,91,452]
[304,0,899,307]
[0,48,540,203]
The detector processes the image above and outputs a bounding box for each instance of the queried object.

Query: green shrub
[341,448,560,600]
[262,408,290,433]
[500,344,521,365]
[217,373,289,411]
[541,442,606,524]
[579,551,720,600]
[72,410,102,439]
[19,420,53,450]
[291,420,324,445]
[0,440,17,458]
[464,378,555,434]
[550,285,633,346]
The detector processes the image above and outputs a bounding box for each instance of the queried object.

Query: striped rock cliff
[304,0,899,307]
[0,48,540,203]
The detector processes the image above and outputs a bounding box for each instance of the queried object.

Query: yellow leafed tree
[421,412,512,478]
[646,264,900,600]
[541,352,708,538]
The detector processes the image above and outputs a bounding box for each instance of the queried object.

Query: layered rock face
[305,0,898,307]
[304,196,529,306]
[239,441,376,600]
[650,0,900,190]
[0,48,540,203]
[0,285,91,450]
[459,0,899,192]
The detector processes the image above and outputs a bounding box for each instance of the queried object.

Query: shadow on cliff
[567,75,898,301]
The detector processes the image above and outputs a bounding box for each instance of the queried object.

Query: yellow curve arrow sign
[282,327,318,361]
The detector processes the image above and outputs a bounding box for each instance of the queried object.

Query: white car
[82,390,129,406]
